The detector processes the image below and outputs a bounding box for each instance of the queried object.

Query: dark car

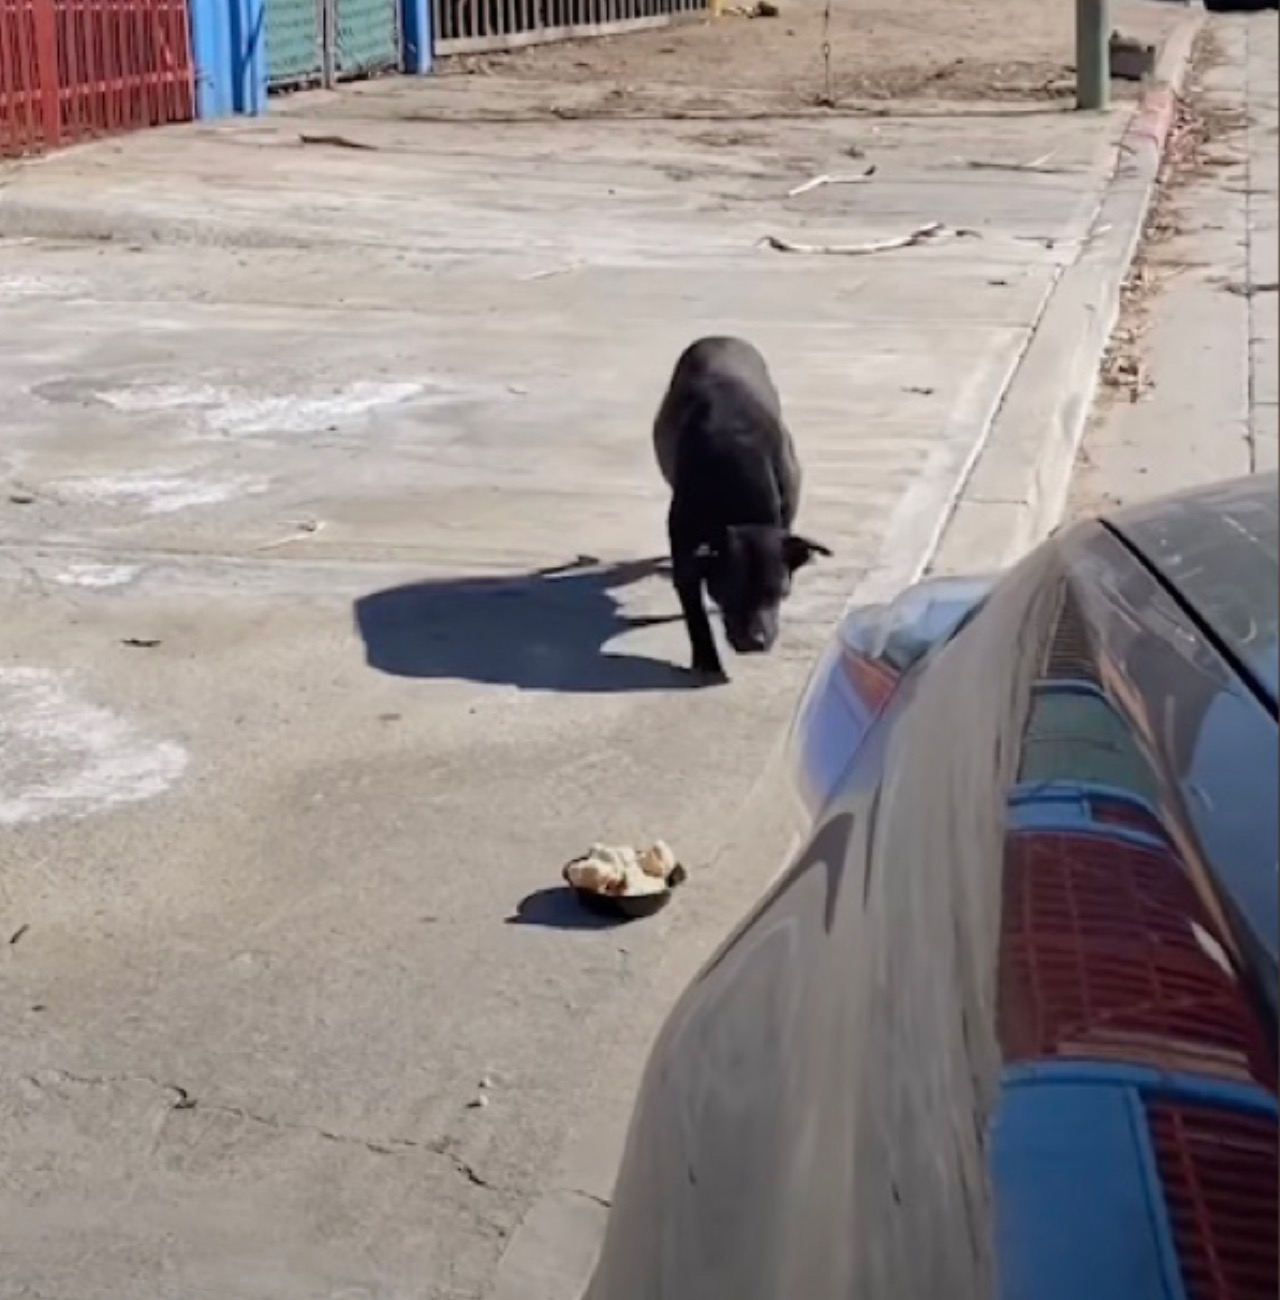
[586,474,1279,1300]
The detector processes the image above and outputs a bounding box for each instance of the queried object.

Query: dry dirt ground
[439,0,1189,110]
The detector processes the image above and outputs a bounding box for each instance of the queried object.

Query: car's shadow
[353,555,692,694]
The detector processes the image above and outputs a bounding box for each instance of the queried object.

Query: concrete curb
[487,1189,612,1300]
[483,1093,624,1300]
[925,12,1206,577]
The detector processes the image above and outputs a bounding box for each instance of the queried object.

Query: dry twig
[255,519,325,552]
[786,166,876,197]
[298,133,378,152]
[759,221,950,256]
[960,152,1078,175]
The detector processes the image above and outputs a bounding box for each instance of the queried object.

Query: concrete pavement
[0,27,1197,1300]
[1071,11,1278,518]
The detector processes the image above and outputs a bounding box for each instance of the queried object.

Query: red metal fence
[1,0,194,159]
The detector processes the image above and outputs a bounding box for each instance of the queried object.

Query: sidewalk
[0,17,1198,1300]
[1071,12,1278,519]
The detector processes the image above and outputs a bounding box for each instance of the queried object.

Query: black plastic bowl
[563,861,687,920]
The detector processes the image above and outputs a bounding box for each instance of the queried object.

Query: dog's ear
[783,534,833,571]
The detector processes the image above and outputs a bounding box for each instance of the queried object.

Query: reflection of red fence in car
[1147,1099,1277,1300]
[1,0,193,159]
[998,830,1276,1090]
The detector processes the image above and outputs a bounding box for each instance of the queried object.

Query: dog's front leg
[673,559,724,680]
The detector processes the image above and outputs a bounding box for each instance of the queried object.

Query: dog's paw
[690,658,728,685]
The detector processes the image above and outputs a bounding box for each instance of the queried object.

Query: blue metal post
[190,0,269,119]
[190,0,233,118]
[231,0,269,114]
[401,0,431,73]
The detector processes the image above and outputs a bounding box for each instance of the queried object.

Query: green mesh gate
[266,0,398,88]
[335,0,399,76]
[266,0,323,86]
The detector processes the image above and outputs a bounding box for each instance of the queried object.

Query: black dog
[653,336,831,679]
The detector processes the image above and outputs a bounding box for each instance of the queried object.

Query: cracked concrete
[3,1063,515,1299]
[22,1068,498,1188]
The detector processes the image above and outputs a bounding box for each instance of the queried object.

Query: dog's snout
[729,620,776,654]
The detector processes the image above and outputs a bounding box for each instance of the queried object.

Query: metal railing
[431,0,705,57]
[1,0,193,158]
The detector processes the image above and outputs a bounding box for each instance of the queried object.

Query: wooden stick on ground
[786,165,877,197]
[759,221,948,256]
[960,152,1078,174]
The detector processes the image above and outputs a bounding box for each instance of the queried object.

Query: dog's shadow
[354,555,692,694]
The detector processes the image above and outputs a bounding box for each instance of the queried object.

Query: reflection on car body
[586,474,1279,1300]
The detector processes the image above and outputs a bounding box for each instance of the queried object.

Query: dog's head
[696,526,831,654]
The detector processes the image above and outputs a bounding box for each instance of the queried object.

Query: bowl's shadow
[505,885,629,930]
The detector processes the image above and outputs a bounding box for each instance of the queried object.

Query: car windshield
[1115,475,1280,708]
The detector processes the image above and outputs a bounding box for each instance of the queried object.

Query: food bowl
[562,859,688,921]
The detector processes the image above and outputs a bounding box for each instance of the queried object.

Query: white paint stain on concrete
[51,563,143,590]
[55,472,266,515]
[0,667,188,826]
[95,379,425,437]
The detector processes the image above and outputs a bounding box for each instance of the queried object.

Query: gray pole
[1076,0,1110,111]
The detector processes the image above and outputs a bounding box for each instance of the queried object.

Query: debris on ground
[255,518,325,551]
[1221,278,1279,298]
[1110,31,1157,82]
[960,152,1079,175]
[726,0,780,16]
[1100,30,1245,406]
[760,221,966,256]
[786,166,876,197]
[298,132,379,152]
